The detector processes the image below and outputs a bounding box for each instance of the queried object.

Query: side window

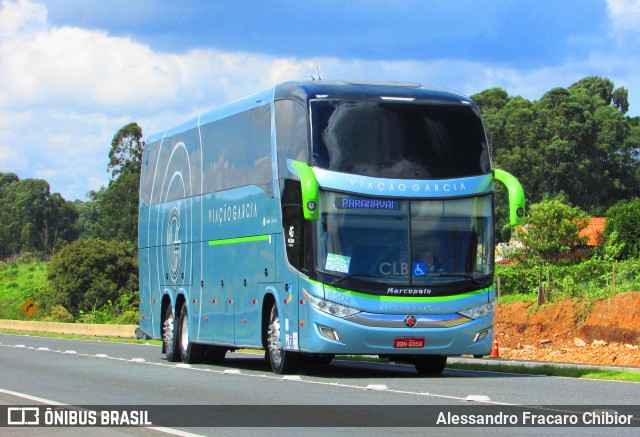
[159,129,201,203]
[275,99,308,179]
[201,104,272,195]
[249,104,273,196]
[140,140,159,205]
[224,111,252,190]
[201,118,227,194]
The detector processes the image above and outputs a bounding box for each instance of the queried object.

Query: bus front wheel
[266,303,300,374]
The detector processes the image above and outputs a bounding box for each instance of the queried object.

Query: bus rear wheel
[163,304,181,362]
[415,355,447,375]
[179,301,205,364]
[266,303,300,374]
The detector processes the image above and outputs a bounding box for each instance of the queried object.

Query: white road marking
[0,340,515,404]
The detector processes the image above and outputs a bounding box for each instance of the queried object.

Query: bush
[76,292,138,324]
[495,264,539,296]
[40,305,74,323]
[602,198,640,260]
[496,259,640,300]
[47,238,138,318]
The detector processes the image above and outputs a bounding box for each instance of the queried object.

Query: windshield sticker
[325,253,351,273]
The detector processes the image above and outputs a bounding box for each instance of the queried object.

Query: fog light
[319,325,341,342]
[473,329,490,343]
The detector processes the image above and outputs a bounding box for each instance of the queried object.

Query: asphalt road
[0,333,638,436]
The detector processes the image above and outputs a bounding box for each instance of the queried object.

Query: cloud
[607,0,640,35]
[0,0,46,37]
[0,0,328,201]
[1,0,639,201]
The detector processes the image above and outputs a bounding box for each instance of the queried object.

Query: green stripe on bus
[208,235,271,246]
[307,278,492,302]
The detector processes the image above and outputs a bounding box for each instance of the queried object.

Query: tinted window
[160,131,200,203]
[140,139,160,205]
[201,118,228,194]
[201,104,273,195]
[248,104,273,196]
[224,110,252,190]
[275,99,309,179]
[311,100,490,179]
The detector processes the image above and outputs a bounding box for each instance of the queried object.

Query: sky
[1,0,639,201]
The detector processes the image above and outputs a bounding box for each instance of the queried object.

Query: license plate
[394,337,425,348]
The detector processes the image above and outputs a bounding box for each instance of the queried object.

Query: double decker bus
[138,80,525,375]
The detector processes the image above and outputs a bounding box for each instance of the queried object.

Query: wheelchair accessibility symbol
[413,262,427,276]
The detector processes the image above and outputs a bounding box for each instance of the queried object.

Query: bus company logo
[403,315,417,327]
[208,201,258,226]
[349,178,467,194]
[167,207,181,283]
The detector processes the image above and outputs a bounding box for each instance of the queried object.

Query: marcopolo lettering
[387,287,433,296]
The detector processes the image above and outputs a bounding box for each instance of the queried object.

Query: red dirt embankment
[493,292,640,368]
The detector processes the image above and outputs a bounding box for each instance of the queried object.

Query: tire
[415,355,447,375]
[163,304,181,362]
[266,303,300,374]
[179,301,206,364]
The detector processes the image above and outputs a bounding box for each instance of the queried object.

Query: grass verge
[0,329,161,345]
[446,361,640,382]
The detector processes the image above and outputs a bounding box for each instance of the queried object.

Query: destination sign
[335,197,400,211]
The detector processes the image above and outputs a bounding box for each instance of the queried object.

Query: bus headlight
[303,290,360,318]
[458,301,496,320]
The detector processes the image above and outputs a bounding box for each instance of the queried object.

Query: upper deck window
[310,100,490,179]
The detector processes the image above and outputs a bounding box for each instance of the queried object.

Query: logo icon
[403,315,417,328]
[167,206,181,283]
[7,407,40,425]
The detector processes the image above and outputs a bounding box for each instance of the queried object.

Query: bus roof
[145,80,476,143]
[274,80,475,106]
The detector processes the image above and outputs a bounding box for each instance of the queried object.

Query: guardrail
[0,319,137,339]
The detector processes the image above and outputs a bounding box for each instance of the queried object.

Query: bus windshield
[310,100,490,179]
[316,192,494,285]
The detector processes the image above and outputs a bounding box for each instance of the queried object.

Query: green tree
[44,193,79,253]
[511,197,589,265]
[96,172,140,243]
[601,197,640,260]
[47,238,138,317]
[0,178,50,256]
[0,172,19,192]
[475,76,639,217]
[108,122,143,180]
[0,176,78,258]
[95,123,144,245]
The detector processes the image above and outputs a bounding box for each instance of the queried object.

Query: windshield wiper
[330,273,390,287]
[427,273,487,288]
